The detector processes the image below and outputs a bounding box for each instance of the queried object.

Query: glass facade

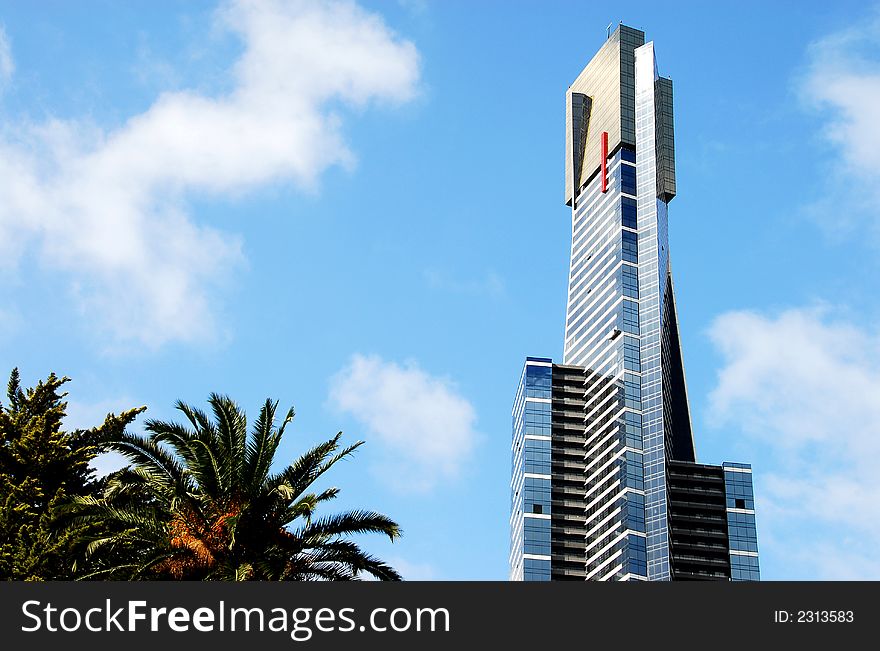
[562,151,649,581]
[724,463,761,581]
[510,358,553,581]
[561,29,659,582]
[510,24,759,583]
[634,40,670,581]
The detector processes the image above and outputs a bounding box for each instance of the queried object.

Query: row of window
[523,438,551,475]
[566,289,623,354]
[727,511,759,553]
[730,554,760,581]
[624,410,643,449]
[524,402,551,437]
[622,196,638,229]
[524,558,551,581]
[724,471,755,511]
[624,372,641,410]
[623,450,644,491]
[624,534,647,576]
[525,365,552,399]
[524,477,551,515]
[623,334,641,372]
[622,230,638,263]
[621,264,639,299]
[523,517,551,556]
[572,148,635,208]
[625,492,646,533]
[619,163,637,196]
[727,497,755,510]
[622,299,640,335]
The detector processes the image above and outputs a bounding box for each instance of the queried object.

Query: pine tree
[0,368,144,580]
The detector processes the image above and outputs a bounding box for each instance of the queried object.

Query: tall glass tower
[510,25,759,582]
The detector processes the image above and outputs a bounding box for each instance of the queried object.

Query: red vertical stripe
[601,131,608,193]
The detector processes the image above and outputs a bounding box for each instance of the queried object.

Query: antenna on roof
[606,22,613,38]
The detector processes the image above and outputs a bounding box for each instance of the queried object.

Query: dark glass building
[510,25,759,582]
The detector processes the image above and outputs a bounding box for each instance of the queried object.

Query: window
[524,403,551,437]
[625,492,645,532]
[622,230,638,263]
[622,264,639,299]
[523,438,551,474]
[523,517,551,556]
[525,365,552,398]
[623,450,644,490]
[622,299,640,334]
[731,554,760,581]
[727,512,759,553]
[624,411,642,448]
[724,470,755,510]
[524,558,551,581]
[623,335,640,372]
[621,196,637,229]
[524,476,551,514]
[624,372,641,410]
[620,164,637,195]
[624,534,647,575]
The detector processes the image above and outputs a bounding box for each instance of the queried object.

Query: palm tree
[62,394,401,580]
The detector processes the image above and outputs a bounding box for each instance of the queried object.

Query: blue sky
[2,0,880,580]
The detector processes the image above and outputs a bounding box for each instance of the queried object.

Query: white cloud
[793,543,880,581]
[803,13,880,175]
[329,354,478,492]
[0,25,12,89]
[0,1,420,349]
[800,11,880,240]
[708,306,880,578]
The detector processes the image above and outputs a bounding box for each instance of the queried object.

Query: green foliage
[62,394,402,581]
[0,368,144,580]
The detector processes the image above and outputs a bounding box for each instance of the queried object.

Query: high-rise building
[510,25,759,582]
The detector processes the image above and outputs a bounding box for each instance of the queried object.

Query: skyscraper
[510,25,759,582]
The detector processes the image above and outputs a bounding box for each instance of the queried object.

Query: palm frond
[148,421,201,470]
[208,393,247,489]
[61,392,401,582]
[174,401,216,440]
[306,540,402,581]
[106,431,188,493]
[187,437,224,498]
[267,433,355,501]
[244,400,286,495]
[294,509,401,543]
